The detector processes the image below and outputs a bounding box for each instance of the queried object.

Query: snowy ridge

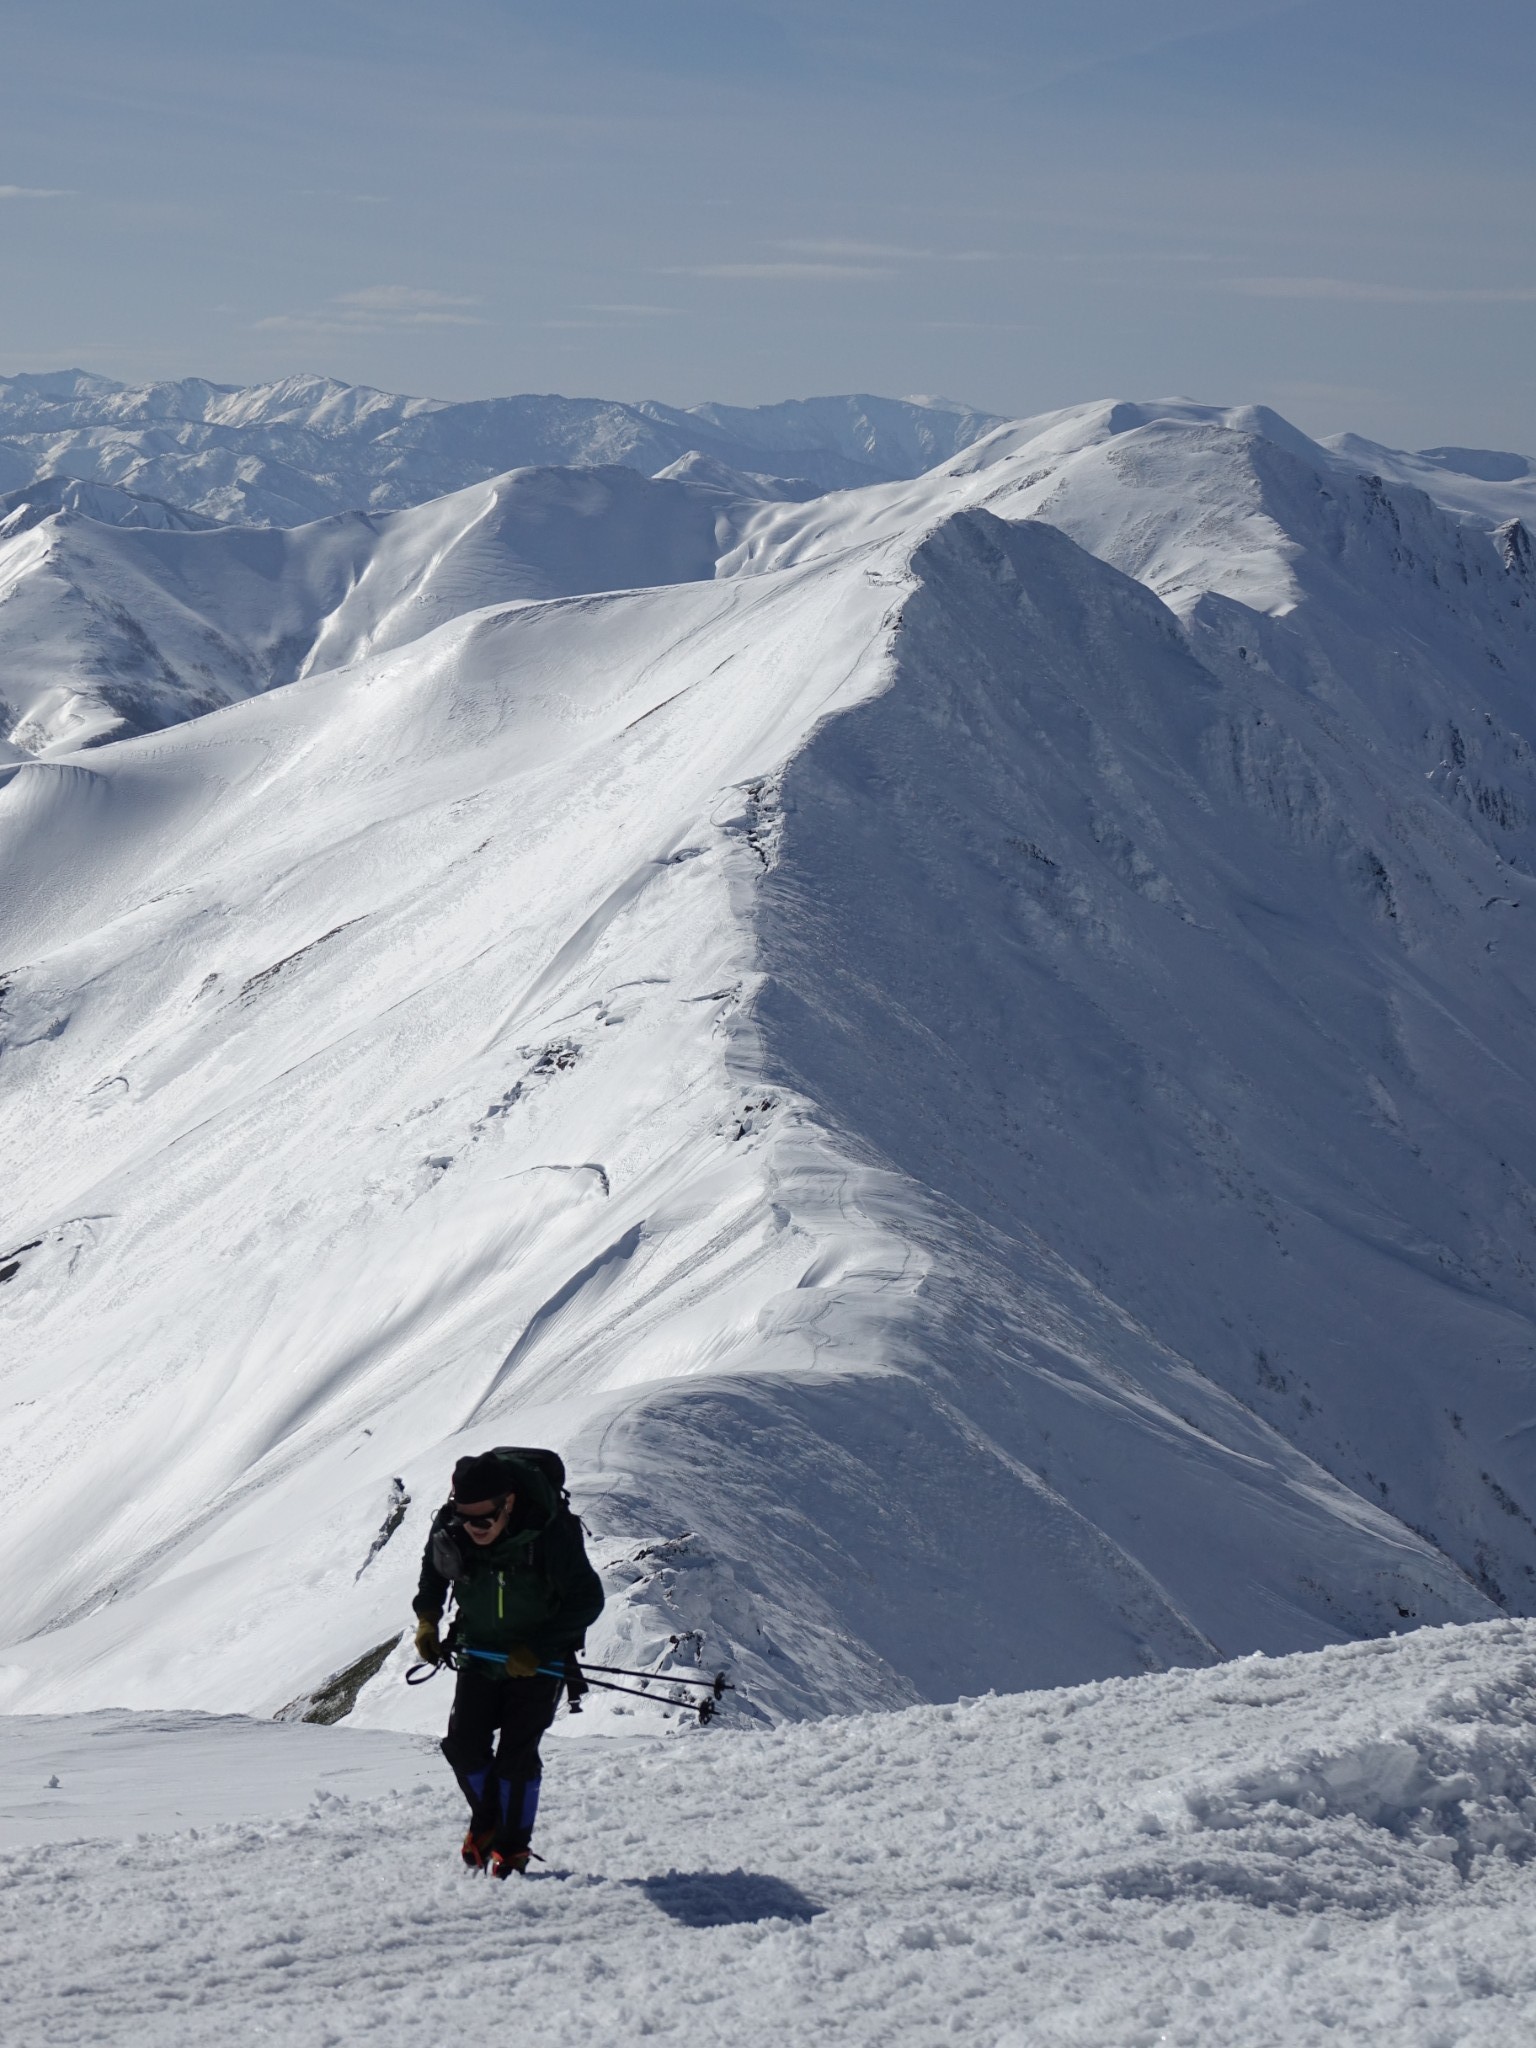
[743,485,1536,1646]
[4,1620,1536,2044]
[2,394,1536,1730]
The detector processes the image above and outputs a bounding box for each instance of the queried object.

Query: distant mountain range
[0,372,1006,528]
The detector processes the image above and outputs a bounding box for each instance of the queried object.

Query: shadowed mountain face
[757,508,1536,1645]
[1,395,1534,1724]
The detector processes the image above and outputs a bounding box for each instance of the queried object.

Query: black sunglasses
[454,1500,508,1531]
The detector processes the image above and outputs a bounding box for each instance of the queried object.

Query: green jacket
[413,1457,604,1662]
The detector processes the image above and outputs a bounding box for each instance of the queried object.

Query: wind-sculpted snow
[3,1622,1536,2045]
[2,393,1536,1729]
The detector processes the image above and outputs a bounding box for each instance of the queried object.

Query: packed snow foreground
[4,1621,1536,2044]
[2,385,1536,2034]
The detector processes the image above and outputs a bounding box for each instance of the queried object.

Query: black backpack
[490,1445,569,1504]
[430,1446,573,1586]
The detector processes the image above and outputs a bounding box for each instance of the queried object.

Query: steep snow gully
[2,395,1536,1743]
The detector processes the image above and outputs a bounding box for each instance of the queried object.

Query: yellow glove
[413,1614,442,1664]
[503,1643,540,1678]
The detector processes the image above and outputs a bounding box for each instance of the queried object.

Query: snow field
[4,1621,1536,2046]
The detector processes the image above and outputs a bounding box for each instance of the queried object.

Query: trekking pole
[578,1671,726,1724]
[580,1661,733,1699]
[432,1647,579,1687]
[404,1651,733,1724]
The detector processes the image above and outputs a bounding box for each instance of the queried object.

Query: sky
[0,0,1532,450]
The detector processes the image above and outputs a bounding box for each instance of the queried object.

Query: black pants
[440,1666,562,1852]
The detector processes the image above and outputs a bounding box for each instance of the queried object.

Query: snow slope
[4,1620,1536,2047]
[0,371,1004,527]
[0,545,927,1720]
[3,394,1536,1729]
[0,462,769,754]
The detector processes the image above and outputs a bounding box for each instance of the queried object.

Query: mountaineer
[412,1447,604,1878]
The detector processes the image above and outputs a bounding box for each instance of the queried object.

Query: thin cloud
[775,239,998,264]
[664,241,993,284]
[1224,276,1536,305]
[776,238,929,260]
[257,312,484,333]
[256,285,485,335]
[332,285,480,312]
[582,303,681,318]
[0,185,71,200]
[662,261,898,282]
[1055,249,1218,267]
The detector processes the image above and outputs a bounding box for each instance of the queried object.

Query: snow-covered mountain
[0,462,774,753]
[0,476,221,536]
[5,392,1532,762]
[0,371,1004,528]
[2,393,1536,1731]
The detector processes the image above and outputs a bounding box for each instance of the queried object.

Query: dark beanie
[452,1452,510,1502]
